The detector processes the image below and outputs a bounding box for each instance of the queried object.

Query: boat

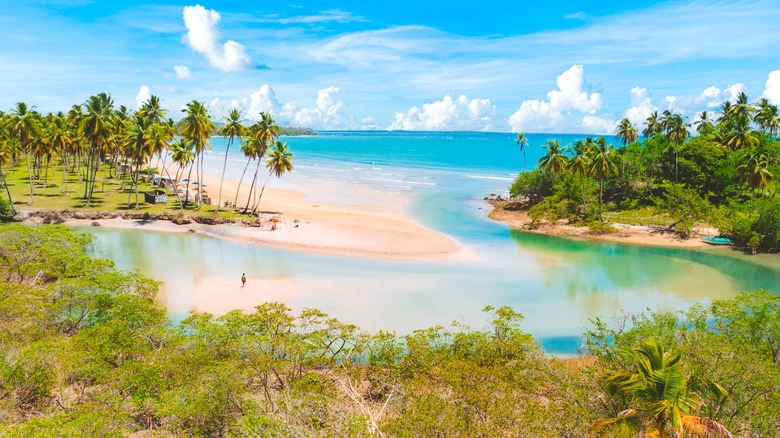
[702,236,733,245]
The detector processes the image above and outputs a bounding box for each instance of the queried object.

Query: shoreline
[23,168,472,262]
[486,200,711,249]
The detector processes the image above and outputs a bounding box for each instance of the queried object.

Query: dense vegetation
[279,127,318,136]
[0,94,294,217]
[510,93,780,253]
[1,223,778,436]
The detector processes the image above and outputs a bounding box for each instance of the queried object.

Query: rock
[187,229,196,233]
[172,216,191,225]
[91,221,101,227]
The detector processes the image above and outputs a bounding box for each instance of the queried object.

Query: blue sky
[1,0,780,133]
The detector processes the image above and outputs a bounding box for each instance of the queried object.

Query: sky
[1,0,780,133]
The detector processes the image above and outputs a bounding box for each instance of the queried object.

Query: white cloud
[582,115,617,135]
[135,85,151,110]
[182,5,251,72]
[389,95,496,131]
[508,65,605,133]
[247,84,283,118]
[293,87,349,129]
[173,65,193,79]
[764,70,780,105]
[624,87,656,126]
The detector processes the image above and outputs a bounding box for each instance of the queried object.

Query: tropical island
[491,92,779,254]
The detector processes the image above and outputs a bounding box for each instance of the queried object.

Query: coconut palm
[80,93,115,206]
[46,112,76,195]
[667,114,689,182]
[216,108,244,212]
[717,116,759,150]
[252,140,294,216]
[515,132,529,170]
[242,112,280,212]
[694,110,714,134]
[594,339,731,438]
[0,135,19,212]
[180,100,216,210]
[754,98,780,136]
[5,102,41,204]
[233,136,260,210]
[124,116,154,209]
[717,101,734,124]
[738,152,773,197]
[138,95,167,123]
[538,140,569,178]
[587,138,620,221]
[615,118,638,146]
[643,111,661,138]
[567,140,590,213]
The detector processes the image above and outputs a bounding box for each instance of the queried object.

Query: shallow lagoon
[79,131,780,354]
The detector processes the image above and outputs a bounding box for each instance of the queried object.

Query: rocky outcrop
[16,209,253,228]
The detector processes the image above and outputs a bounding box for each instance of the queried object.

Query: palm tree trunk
[1,169,16,214]
[580,174,587,213]
[43,156,50,188]
[62,153,68,195]
[599,180,604,222]
[25,151,34,204]
[244,160,261,213]
[251,171,273,216]
[196,153,203,210]
[233,157,252,208]
[161,162,185,214]
[184,161,194,207]
[216,138,232,213]
[134,163,140,209]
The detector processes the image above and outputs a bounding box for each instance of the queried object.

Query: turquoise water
[80,131,780,354]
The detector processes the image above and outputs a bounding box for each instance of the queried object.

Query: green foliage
[508,169,553,201]
[654,182,711,237]
[0,223,778,436]
[718,197,780,252]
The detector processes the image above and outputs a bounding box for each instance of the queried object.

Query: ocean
[82,131,780,355]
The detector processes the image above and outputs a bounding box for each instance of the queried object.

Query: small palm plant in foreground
[593,339,732,438]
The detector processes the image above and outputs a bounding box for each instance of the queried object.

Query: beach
[486,200,711,248]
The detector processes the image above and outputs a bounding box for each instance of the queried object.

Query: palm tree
[242,112,280,212]
[252,141,294,216]
[717,101,734,125]
[737,152,773,197]
[5,102,40,204]
[694,110,714,135]
[138,95,167,123]
[46,112,76,195]
[594,340,731,438]
[587,138,620,221]
[169,138,195,209]
[233,136,260,209]
[667,114,689,182]
[615,118,638,146]
[754,98,780,136]
[180,101,216,210]
[80,93,115,206]
[515,132,529,171]
[538,140,569,178]
[567,140,590,214]
[216,108,244,212]
[643,111,660,138]
[717,116,759,150]
[0,135,18,213]
[124,116,154,209]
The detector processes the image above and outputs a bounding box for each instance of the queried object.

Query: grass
[1,163,251,220]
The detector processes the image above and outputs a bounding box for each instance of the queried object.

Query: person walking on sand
[241,273,246,288]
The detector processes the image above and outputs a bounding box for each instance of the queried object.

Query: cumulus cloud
[763,70,780,105]
[293,87,349,129]
[624,87,657,126]
[663,83,748,116]
[508,65,607,133]
[135,85,151,109]
[389,95,496,131]
[173,65,193,79]
[182,5,251,72]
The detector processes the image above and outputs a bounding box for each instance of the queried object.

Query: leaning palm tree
[241,112,280,212]
[538,139,569,178]
[180,101,216,210]
[587,138,620,221]
[515,132,529,171]
[754,98,780,136]
[615,118,638,146]
[594,339,731,438]
[216,108,244,212]
[252,141,294,216]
